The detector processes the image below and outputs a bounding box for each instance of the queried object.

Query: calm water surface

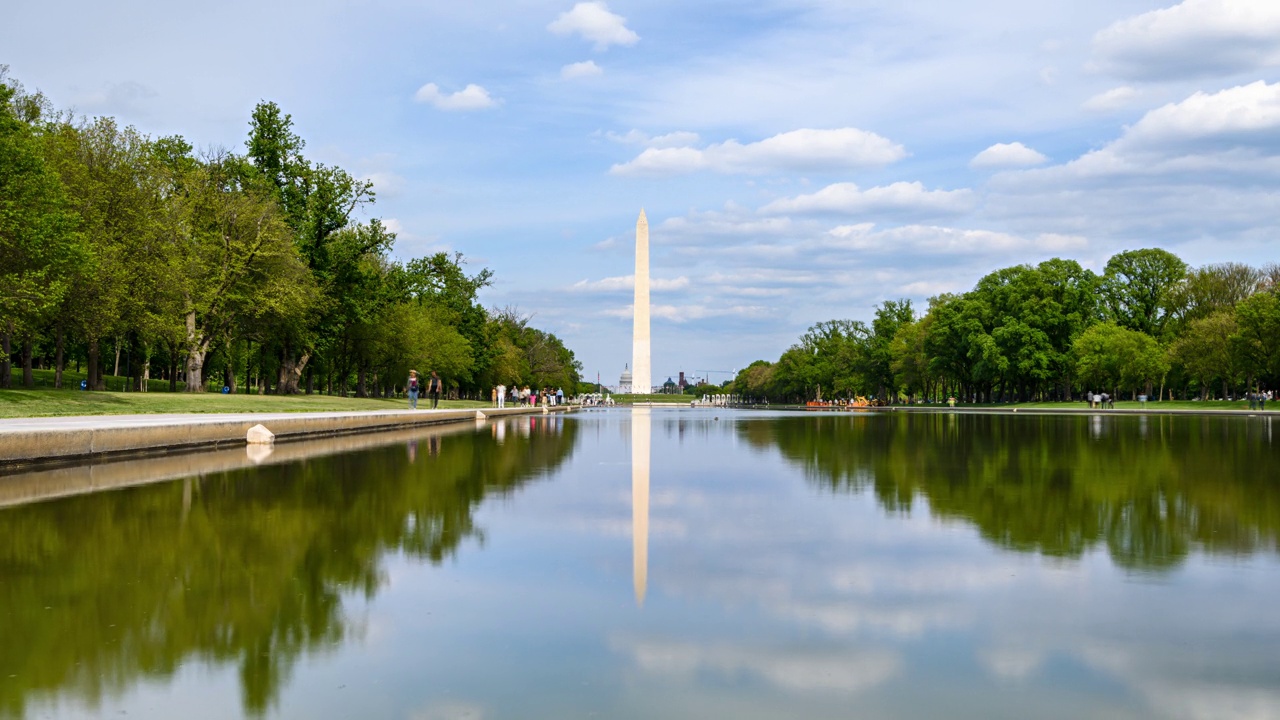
[2,409,1279,719]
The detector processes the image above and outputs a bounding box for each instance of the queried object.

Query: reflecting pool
[2,409,1278,719]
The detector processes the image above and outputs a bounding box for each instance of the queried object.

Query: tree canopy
[0,71,580,396]
[734,251,1280,404]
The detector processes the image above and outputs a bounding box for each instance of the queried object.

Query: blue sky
[5,0,1280,386]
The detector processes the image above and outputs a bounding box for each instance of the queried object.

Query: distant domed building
[619,364,633,394]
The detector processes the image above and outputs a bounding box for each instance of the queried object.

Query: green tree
[1101,248,1187,339]
[1072,322,1167,398]
[868,299,913,400]
[245,101,374,394]
[169,151,313,391]
[0,71,82,389]
[1169,311,1239,399]
[1230,291,1280,390]
[1168,262,1262,327]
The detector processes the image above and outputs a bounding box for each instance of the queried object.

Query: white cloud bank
[970,142,1048,168]
[1014,80,1280,183]
[761,181,976,215]
[1094,0,1280,81]
[825,224,1086,255]
[610,128,906,176]
[561,60,603,79]
[1116,80,1280,153]
[548,2,639,50]
[413,83,498,111]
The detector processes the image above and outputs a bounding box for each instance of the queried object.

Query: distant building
[662,377,677,394]
[619,364,633,394]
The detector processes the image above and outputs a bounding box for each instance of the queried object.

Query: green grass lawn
[0,368,489,418]
[0,389,490,418]
[1011,399,1261,411]
[613,393,705,404]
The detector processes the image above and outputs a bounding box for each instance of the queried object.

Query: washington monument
[632,210,651,395]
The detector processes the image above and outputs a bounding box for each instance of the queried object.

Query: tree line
[733,249,1280,403]
[0,68,581,397]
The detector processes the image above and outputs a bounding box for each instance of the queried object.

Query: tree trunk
[22,337,33,388]
[277,352,310,395]
[113,337,121,378]
[306,365,314,395]
[0,327,10,389]
[223,332,236,394]
[185,350,206,392]
[184,307,210,393]
[54,326,64,389]
[88,338,104,390]
[356,365,368,398]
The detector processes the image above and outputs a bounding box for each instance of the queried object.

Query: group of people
[1248,391,1273,411]
[407,370,442,410]
[403,372,572,411]
[1085,392,1114,409]
[492,384,565,408]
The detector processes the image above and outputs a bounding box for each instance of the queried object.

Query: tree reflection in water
[0,416,577,718]
[740,412,1280,571]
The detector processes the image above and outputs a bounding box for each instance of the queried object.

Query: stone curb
[0,406,569,467]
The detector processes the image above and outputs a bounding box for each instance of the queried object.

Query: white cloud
[1084,86,1142,112]
[360,171,405,195]
[1093,0,1280,81]
[601,304,774,322]
[413,83,498,111]
[1115,80,1280,153]
[382,218,406,237]
[760,181,976,215]
[824,224,1086,255]
[74,80,157,115]
[659,212,797,239]
[605,129,702,148]
[979,646,1046,681]
[1016,81,1280,183]
[569,275,690,292]
[611,128,906,176]
[561,60,603,79]
[548,2,639,50]
[622,640,902,694]
[411,701,487,720]
[970,142,1049,168]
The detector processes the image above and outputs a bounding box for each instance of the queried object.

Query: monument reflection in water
[1,409,1279,719]
[632,407,649,607]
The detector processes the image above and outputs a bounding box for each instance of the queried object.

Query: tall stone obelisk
[632,210,652,395]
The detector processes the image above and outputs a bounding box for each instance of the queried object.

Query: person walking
[427,371,442,409]
[496,383,506,409]
[556,387,564,406]
[407,370,420,410]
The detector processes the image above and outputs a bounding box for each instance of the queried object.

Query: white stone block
[246,424,275,445]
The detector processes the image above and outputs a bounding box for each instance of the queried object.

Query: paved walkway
[0,409,473,431]
[0,406,559,465]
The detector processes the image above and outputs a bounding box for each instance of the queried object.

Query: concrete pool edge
[0,406,573,467]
